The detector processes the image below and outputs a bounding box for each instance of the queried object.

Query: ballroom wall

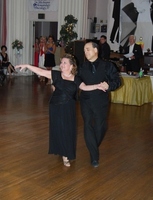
[88,0,107,40]
[5,0,90,68]
[6,0,33,75]
[5,0,153,69]
[107,0,153,52]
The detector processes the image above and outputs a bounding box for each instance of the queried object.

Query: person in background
[99,35,111,60]
[78,42,121,168]
[38,36,46,81]
[44,35,56,85]
[0,54,6,86]
[0,45,17,78]
[0,53,2,70]
[15,54,105,167]
[0,54,2,65]
[33,37,39,67]
[122,35,143,75]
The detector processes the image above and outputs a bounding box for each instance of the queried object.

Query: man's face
[100,37,106,44]
[129,36,135,45]
[84,43,98,62]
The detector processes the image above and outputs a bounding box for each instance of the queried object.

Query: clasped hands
[96,81,109,92]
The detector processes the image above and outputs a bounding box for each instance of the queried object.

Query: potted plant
[59,14,78,50]
[12,39,23,54]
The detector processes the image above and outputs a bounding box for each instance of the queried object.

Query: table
[150,76,153,92]
[111,74,153,106]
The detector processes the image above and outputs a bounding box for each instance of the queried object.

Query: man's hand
[97,81,109,92]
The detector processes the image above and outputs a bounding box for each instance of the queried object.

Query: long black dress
[48,71,81,160]
[44,47,56,68]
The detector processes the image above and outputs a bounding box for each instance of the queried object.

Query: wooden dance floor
[0,75,153,200]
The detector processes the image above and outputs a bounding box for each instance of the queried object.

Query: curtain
[58,0,88,40]
[6,0,33,71]
[0,0,7,46]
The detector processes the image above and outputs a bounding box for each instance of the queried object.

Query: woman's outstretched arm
[15,64,52,79]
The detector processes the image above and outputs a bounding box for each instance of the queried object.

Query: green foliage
[12,39,23,50]
[60,14,78,47]
[64,42,73,54]
[64,15,78,24]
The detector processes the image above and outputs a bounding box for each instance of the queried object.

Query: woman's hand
[15,64,30,71]
[15,64,52,80]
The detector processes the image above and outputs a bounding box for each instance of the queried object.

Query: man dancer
[78,42,121,167]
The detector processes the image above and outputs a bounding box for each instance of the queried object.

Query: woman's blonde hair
[61,54,77,75]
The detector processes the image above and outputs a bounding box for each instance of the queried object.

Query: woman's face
[48,37,53,43]
[1,47,6,52]
[60,58,72,73]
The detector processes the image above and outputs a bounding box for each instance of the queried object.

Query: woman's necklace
[62,73,72,78]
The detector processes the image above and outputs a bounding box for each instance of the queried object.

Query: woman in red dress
[33,37,39,67]
[38,36,46,81]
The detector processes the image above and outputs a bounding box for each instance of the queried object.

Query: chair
[1,66,8,75]
[143,53,153,74]
[0,67,6,86]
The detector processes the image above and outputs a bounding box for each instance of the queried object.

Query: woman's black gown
[48,71,81,160]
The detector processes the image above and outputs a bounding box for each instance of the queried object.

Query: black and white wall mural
[107,0,153,52]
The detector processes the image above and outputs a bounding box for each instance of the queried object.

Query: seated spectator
[0,45,17,78]
[122,35,143,75]
[99,35,111,60]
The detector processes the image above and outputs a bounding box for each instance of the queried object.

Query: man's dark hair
[90,42,99,51]
[100,35,107,40]
[85,41,99,52]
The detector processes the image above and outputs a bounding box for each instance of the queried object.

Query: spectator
[38,36,46,82]
[122,35,143,75]
[99,35,111,60]
[44,35,56,85]
[0,54,2,65]
[33,37,39,67]
[0,45,17,78]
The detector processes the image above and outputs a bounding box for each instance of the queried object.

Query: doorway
[32,21,58,65]
[34,21,58,41]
